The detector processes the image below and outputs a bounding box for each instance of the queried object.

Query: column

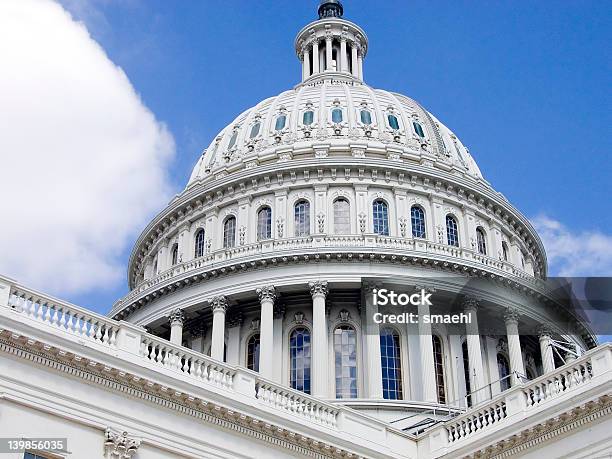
[257,285,276,379]
[504,309,526,386]
[210,296,228,361]
[274,190,288,239]
[363,282,384,399]
[168,308,184,346]
[179,224,192,262]
[309,281,329,397]
[340,37,347,72]
[325,36,332,70]
[312,40,320,74]
[417,287,437,403]
[357,51,363,79]
[464,297,486,404]
[303,48,310,80]
[226,314,242,366]
[351,45,358,77]
[538,327,555,374]
[314,184,328,234]
[273,304,285,383]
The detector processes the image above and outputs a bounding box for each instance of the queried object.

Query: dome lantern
[295,0,368,83]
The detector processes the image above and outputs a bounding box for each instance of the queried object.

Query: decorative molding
[104,427,141,458]
[209,296,228,313]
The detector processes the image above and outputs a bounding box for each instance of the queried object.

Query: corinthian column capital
[256,285,276,303]
[462,295,480,312]
[209,296,228,313]
[309,280,328,299]
[167,308,185,327]
[504,307,520,324]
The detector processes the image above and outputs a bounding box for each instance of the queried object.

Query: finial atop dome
[318,0,343,19]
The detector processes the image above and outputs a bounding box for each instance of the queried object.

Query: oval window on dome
[275,115,286,131]
[250,122,260,138]
[227,131,238,149]
[413,121,425,138]
[303,110,314,125]
[331,108,343,124]
[388,114,399,130]
[360,110,372,125]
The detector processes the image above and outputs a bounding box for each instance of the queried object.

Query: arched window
[303,110,314,125]
[247,334,260,372]
[502,241,509,261]
[388,114,400,130]
[497,354,511,391]
[432,335,446,404]
[223,216,236,248]
[413,121,425,138]
[446,215,459,247]
[294,200,310,236]
[360,109,372,125]
[227,130,238,149]
[171,243,179,266]
[290,327,311,394]
[462,341,472,407]
[275,115,286,131]
[334,325,357,398]
[411,206,426,238]
[373,200,389,236]
[194,229,205,258]
[380,328,402,400]
[250,122,260,138]
[333,198,350,234]
[331,108,343,123]
[476,227,487,255]
[257,207,272,240]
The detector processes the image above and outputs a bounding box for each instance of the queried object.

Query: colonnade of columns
[300,37,363,81]
[165,289,561,404]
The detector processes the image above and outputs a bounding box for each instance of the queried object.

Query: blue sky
[6,0,612,316]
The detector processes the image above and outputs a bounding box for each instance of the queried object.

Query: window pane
[194,229,206,258]
[223,217,236,248]
[446,215,459,247]
[290,328,311,394]
[411,206,426,238]
[247,334,260,372]
[388,114,399,130]
[433,335,446,404]
[171,244,178,265]
[294,200,310,236]
[334,326,357,398]
[333,199,350,234]
[413,121,425,137]
[332,108,343,123]
[360,110,372,125]
[476,228,487,255]
[373,200,389,236]
[228,131,238,149]
[498,354,511,391]
[275,115,286,131]
[257,207,272,240]
[380,328,402,400]
[250,122,260,138]
[303,110,314,125]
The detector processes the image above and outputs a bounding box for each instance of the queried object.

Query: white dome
[188,83,483,185]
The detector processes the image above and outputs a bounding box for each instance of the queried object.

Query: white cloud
[532,215,612,277]
[0,0,175,295]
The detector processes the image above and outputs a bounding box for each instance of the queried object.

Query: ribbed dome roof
[188,82,483,185]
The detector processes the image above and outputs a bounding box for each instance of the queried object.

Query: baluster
[195,360,203,379]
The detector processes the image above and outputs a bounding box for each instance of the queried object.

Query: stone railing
[0,275,408,454]
[426,344,612,457]
[6,281,119,348]
[114,233,539,315]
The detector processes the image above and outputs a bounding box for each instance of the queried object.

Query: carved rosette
[209,296,228,313]
[104,427,141,458]
[309,280,328,299]
[167,308,185,327]
[257,285,276,303]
